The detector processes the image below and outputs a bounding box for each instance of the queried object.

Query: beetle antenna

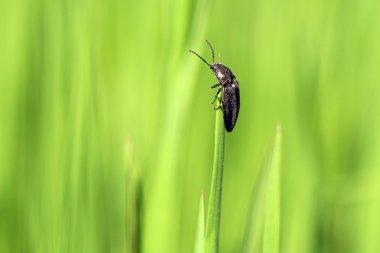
[189,50,211,66]
[205,40,215,64]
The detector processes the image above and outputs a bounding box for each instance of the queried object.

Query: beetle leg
[210,83,220,89]
[213,98,223,110]
[210,88,222,104]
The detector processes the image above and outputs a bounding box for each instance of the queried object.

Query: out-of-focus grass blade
[262,124,281,253]
[194,193,205,253]
[243,124,282,253]
[126,140,142,253]
[143,0,211,251]
[205,106,225,253]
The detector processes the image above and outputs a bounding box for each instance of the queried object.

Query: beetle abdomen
[222,81,240,132]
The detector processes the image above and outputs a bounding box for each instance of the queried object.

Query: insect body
[189,41,240,132]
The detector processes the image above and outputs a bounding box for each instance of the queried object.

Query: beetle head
[189,41,233,84]
[211,64,234,84]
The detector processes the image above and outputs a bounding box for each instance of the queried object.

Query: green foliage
[1,0,380,252]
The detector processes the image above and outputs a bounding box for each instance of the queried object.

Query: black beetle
[189,40,240,132]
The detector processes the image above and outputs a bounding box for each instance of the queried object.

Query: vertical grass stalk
[205,103,225,253]
[194,193,205,253]
[242,124,282,253]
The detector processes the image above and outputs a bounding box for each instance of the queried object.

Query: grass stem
[205,105,225,253]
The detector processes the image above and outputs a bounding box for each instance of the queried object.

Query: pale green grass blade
[262,124,281,253]
[194,193,205,253]
[242,166,266,253]
[205,107,225,253]
[126,140,142,253]
[243,124,282,253]
[143,0,211,251]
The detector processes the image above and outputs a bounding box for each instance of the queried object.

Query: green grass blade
[242,170,266,253]
[205,107,225,253]
[243,124,282,253]
[262,124,281,253]
[126,141,142,253]
[194,193,205,253]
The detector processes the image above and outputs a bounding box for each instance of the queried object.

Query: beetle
[189,40,240,132]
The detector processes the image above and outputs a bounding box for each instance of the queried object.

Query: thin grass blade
[205,106,225,253]
[262,124,281,253]
[194,193,205,253]
[243,124,282,253]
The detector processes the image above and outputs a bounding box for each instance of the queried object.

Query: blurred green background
[1,0,380,252]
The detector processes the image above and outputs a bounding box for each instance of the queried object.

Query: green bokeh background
[1,0,380,252]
